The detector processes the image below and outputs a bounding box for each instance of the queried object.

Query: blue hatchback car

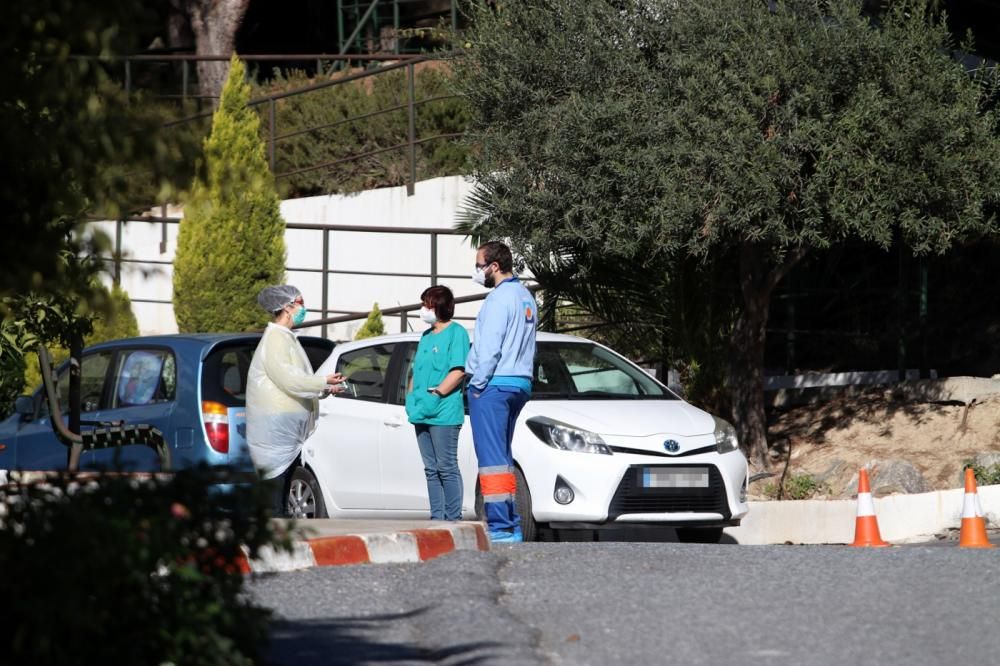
[0,333,335,474]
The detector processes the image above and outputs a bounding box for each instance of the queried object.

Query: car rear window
[201,338,335,407]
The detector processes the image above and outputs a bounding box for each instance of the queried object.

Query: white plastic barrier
[726,484,1000,545]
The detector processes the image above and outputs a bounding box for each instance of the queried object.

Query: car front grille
[607,464,731,519]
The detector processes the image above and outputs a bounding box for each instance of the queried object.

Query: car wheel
[676,527,724,544]
[288,466,327,519]
[513,466,538,542]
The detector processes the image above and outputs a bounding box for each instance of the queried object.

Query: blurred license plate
[641,467,708,489]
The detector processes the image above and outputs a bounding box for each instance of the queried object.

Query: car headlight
[713,416,739,454]
[526,417,612,455]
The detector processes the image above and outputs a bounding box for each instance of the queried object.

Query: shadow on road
[266,610,502,665]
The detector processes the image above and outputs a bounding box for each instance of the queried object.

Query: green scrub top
[404,322,470,426]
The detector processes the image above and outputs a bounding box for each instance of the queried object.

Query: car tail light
[202,401,229,453]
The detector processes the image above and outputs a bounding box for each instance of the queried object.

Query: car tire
[513,466,538,542]
[676,527,724,544]
[288,466,327,519]
[474,479,485,520]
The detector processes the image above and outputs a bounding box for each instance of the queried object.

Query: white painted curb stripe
[362,532,421,563]
[449,524,482,551]
[247,541,317,573]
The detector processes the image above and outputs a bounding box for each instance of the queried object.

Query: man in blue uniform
[466,241,537,543]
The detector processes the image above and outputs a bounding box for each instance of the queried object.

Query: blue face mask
[291,305,307,326]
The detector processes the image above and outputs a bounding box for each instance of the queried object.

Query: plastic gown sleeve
[245,325,327,480]
[261,328,328,398]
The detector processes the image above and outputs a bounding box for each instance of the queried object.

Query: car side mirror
[14,395,35,420]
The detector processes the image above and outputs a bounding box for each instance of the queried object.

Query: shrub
[174,55,287,334]
[355,302,386,340]
[760,474,825,500]
[256,63,472,197]
[783,474,824,500]
[90,282,141,342]
[0,467,289,665]
[0,333,25,420]
[964,459,1000,486]
[22,283,141,393]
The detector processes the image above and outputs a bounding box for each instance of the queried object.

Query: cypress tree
[354,303,386,340]
[173,55,286,333]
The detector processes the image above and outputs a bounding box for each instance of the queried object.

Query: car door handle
[383,418,403,428]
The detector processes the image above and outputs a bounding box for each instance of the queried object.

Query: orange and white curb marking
[240,523,490,573]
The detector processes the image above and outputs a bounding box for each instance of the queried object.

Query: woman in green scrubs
[405,286,470,520]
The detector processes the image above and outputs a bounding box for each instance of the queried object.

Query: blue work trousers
[468,384,530,532]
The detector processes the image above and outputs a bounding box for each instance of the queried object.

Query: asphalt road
[250,542,1000,665]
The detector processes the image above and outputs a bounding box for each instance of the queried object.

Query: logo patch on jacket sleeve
[522,300,535,323]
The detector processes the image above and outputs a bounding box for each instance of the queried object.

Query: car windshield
[532,341,675,400]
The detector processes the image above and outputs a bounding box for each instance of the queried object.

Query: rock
[843,459,929,497]
[813,459,848,486]
[972,452,1000,469]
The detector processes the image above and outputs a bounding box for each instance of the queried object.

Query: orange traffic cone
[849,468,890,547]
[958,468,995,549]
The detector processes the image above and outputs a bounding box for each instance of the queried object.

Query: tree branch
[766,245,808,293]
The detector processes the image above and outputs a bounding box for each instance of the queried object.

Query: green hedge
[256,64,472,197]
[0,467,288,665]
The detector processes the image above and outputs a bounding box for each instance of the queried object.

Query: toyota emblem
[663,439,680,453]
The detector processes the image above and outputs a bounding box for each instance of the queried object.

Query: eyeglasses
[475,262,491,270]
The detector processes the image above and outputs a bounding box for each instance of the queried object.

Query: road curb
[242,522,490,573]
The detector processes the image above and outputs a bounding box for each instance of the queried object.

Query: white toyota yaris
[292,331,749,542]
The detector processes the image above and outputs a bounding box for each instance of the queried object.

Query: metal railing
[102,52,465,197]
[102,216,524,339]
[72,52,428,101]
[335,0,459,58]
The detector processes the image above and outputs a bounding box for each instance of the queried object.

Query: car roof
[83,332,262,352]
[81,331,327,355]
[329,329,592,355]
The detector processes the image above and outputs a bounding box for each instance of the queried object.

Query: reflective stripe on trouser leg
[470,386,522,532]
[480,465,516,503]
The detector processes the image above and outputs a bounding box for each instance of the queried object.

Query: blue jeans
[414,424,463,520]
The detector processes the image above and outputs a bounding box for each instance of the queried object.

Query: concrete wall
[725,484,1000,545]
[96,175,487,340]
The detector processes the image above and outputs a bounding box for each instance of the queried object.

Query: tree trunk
[186,0,250,101]
[167,0,194,50]
[728,243,806,470]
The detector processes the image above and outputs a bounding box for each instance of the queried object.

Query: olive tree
[454,0,1000,467]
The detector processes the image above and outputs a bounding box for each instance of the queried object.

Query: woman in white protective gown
[246,285,344,516]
